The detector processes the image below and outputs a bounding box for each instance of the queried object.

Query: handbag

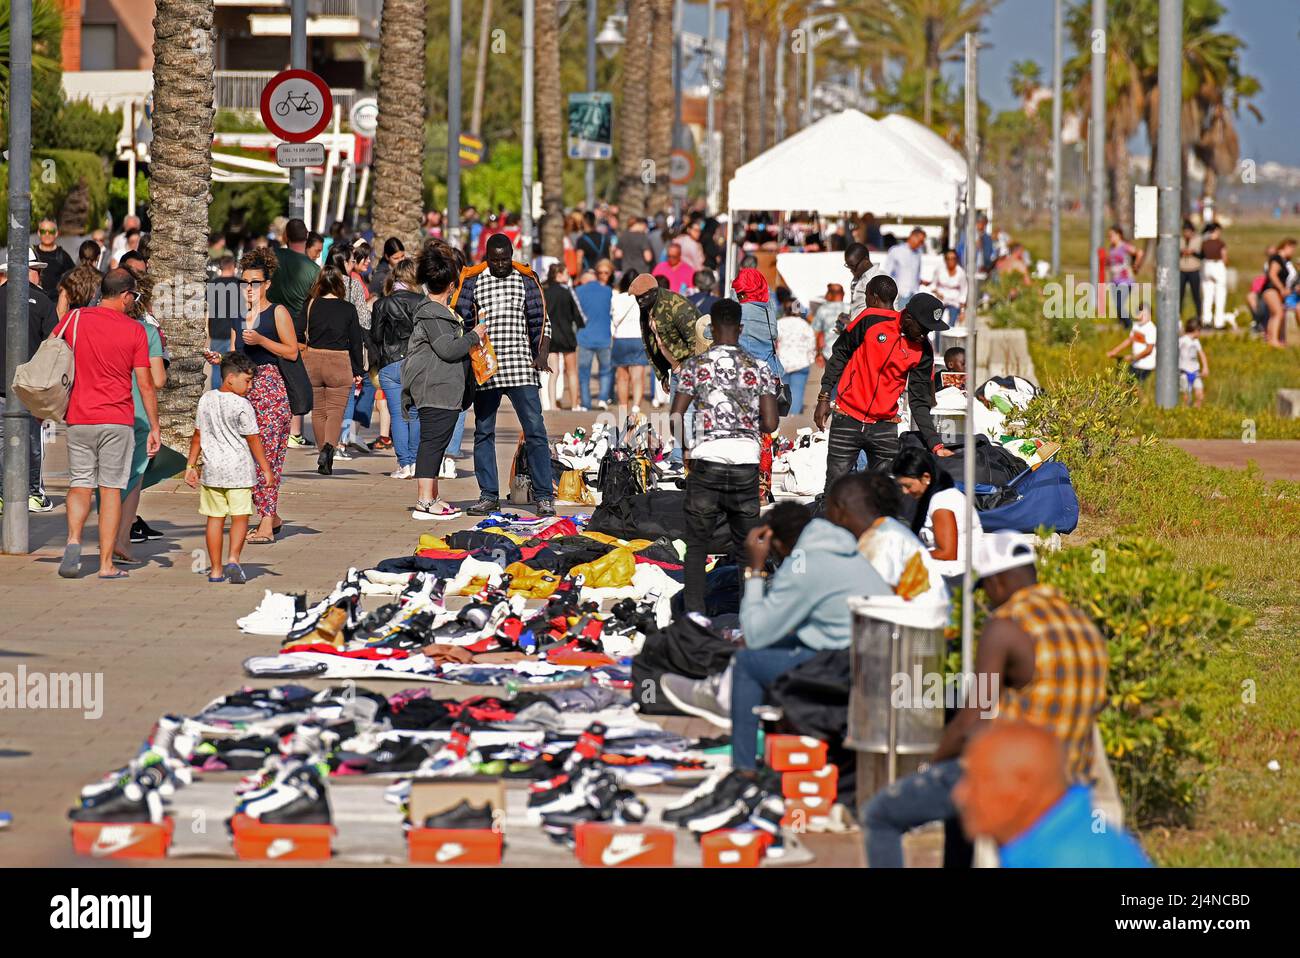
[470,330,499,385]
[279,304,315,416]
[12,309,79,422]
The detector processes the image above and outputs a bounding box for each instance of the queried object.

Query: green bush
[0,149,109,243]
[108,173,150,226]
[1039,537,1252,826]
[48,99,123,156]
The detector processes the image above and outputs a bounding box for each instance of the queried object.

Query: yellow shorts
[199,485,254,518]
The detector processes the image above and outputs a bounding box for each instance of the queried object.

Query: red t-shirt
[54,306,149,427]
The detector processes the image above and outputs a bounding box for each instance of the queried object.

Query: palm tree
[1009,59,1042,111]
[469,0,494,137]
[149,1,216,449]
[372,0,426,252]
[721,0,747,194]
[536,0,565,257]
[743,15,761,160]
[0,0,62,111]
[616,0,652,217]
[646,0,675,215]
[852,0,998,128]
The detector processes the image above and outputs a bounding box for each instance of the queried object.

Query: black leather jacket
[369,288,426,368]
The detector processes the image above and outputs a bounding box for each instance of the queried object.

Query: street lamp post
[800,11,855,128]
[706,0,718,210]
[289,0,307,221]
[521,0,536,263]
[585,0,597,210]
[1089,0,1105,290]
[1154,0,1183,408]
[1050,0,1062,276]
[449,0,463,246]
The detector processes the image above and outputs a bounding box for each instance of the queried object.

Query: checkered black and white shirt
[472,270,547,389]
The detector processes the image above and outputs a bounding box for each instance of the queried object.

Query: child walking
[1178,319,1210,408]
[186,352,274,583]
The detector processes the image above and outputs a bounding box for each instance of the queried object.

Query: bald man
[953,723,1150,867]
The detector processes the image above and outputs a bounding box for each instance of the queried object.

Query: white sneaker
[439,457,457,480]
[594,399,609,411]
[389,464,414,479]
[333,447,353,461]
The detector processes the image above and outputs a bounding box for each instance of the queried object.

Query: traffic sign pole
[289,0,307,222]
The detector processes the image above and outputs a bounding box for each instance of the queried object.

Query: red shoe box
[408,828,503,865]
[765,735,828,772]
[71,818,175,859]
[700,830,771,868]
[781,764,839,802]
[781,796,834,831]
[229,814,334,860]
[574,823,675,867]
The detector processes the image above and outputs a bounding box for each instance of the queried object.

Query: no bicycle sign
[260,69,333,143]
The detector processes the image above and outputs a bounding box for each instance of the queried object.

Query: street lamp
[802,10,857,127]
[597,15,626,59]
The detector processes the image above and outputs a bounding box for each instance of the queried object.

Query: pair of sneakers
[466,496,555,518]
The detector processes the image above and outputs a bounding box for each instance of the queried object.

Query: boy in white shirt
[185,352,274,584]
[1178,319,1209,408]
[1106,305,1158,384]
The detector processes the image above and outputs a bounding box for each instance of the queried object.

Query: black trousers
[683,458,760,613]
[1180,269,1202,317]
[823,413,901,496]
[414,406,462,479]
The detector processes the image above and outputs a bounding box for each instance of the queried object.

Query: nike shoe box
[781,765,839,801]
[229,814,334,860]
[407,779,505,866]
[781,795,834,831]
[574,823,676,867]
[700,830,772,868]
[765,735,828,772]
[71,818,175,859]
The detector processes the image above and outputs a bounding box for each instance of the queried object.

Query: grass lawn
[1023,320,1300,866]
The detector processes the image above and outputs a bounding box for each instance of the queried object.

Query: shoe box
[71,818,175,860]
[780,795,835,831]
[407,779,504,866]
[229,813,334,861]
[574,823,676,867]
[765,735,828,772]
[700,829,771,868]
[781,764,839,802]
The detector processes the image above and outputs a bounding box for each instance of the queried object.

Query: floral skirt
[249,364,291,518]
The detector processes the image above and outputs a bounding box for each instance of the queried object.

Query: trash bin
[845,596,948,786]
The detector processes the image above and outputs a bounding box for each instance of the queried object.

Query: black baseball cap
[903,292,949,332]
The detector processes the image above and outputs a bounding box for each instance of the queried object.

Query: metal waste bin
[845,596,948,785]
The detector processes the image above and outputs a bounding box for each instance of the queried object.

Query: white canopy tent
[878,113,992,214]
[723,109,987,285]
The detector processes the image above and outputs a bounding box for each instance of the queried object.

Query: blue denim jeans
[863,758,963,867]
[785,366,810,416]
[447,409,467,458]
[210,336,231,389]
[340,376,376,442]
[379,360,419,467]
[473,386,554,500]
[668,372,695,465]
[729,638,819,771]
[578,344,612,408]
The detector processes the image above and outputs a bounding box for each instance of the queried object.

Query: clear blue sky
[973,0,1299,166]
[685,0,1297,166]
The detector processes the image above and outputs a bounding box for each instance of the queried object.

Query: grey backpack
[11,309,79,422]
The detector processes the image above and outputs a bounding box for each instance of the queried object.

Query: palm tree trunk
[470,0,494,137]
[150,1,215,450]
[762,28,777,149]
[617,0,652,217]
[372,0,426,251]
[646,0,675,215]
[1108,135,1133,240]
[923,64,933,127]
[536,0,565,258]
[721,0,747,195]
[744,23,761,161]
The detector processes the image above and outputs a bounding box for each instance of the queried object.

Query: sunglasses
[39,228,56,235]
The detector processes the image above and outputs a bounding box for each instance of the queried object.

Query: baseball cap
[0,249,48,273]
[903,292,949,332]
[972,532,1038,581]
[629,273,658,296]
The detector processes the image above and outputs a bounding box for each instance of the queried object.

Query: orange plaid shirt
[994,583,1109,782]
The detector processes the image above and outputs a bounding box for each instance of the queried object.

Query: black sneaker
[535,499,556,518]
[132,517,164,541]
[466,496,500,516]
[685,783,767,834]
[129,518,148,544]
[422,800,495,830]
[662,771,747,826]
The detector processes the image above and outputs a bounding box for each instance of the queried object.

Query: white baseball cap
[972,531,1038,581]
[0,249,48,272]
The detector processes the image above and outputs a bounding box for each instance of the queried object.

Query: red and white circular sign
[259,69,333,143]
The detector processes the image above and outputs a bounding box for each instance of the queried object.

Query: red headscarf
[731,267,769,304]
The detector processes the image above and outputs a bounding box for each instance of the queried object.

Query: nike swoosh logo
[435,842,466,863]
[600,838,651,866]
[90,829,143,857]
[266,838,296,859]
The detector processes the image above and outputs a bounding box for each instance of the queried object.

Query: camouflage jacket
[639,289,702,388]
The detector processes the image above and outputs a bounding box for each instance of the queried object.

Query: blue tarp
[963,461,1080,534]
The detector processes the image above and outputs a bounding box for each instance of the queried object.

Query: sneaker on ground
[660,673,731,730]
[413,499,462,521]
[466,496,500,517]
[288,434,313,448]
[685,782,767,834]
[439,457,457,480]
[422,799,495,830]
[28,493,54,513]
[390,464,414,479]
[332,447,353,461]
[535,499,556,518]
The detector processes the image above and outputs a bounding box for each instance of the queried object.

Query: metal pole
[3,0,32,554]
[706,0,718,211]
[803,20,814,128]
[1155,0,1182,408]
[521,0,536,263]
[671,0,684,223]
[448,0,464,249]
[584,0,596,210]
[1089,0,1105,289]
[773,3,785,142]
[289,0,307,221]
[961,32,979,688]
[1050,0,1062,275]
